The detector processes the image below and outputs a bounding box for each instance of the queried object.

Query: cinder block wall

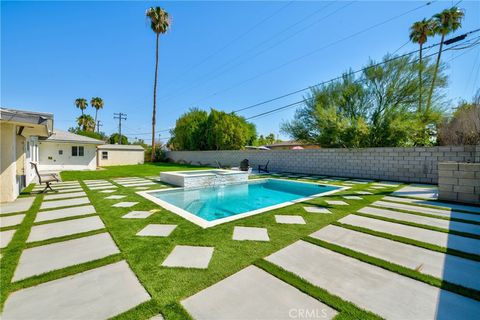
[438,162,480,204]
[166,145,479,184]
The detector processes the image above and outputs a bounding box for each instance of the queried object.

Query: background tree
[146,6,170,162]
[68,127,107,141]
[109,133,129,145]
[75,98,88,115]
[169,108,257,150]
[438,90,480,145]
[90,97,104,131]
[76,114,95,132]
[427,6,464,111]
[409,18,433,113]
[281,54,447,147]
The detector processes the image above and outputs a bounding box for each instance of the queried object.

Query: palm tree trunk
[151,33,159,162]
[426,34,445,113]
[94,109,98,132]
[418,43,423,114]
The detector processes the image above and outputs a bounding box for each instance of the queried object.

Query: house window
[102,151,108,160]
[59,150,63,155]
[72,146,85,157]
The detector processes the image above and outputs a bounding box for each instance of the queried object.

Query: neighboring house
[264,141,321,150]
[0,107,53,202]
[97,144,144,166]
[38,130,104,171]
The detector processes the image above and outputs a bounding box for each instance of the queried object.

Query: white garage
[38,130,104,171]
[97,144,144,166]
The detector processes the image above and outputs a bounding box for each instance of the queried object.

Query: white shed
[97,144,144,166]
[38,130,104,171]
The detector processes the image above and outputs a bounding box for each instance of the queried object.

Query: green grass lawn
[8,163,470,319]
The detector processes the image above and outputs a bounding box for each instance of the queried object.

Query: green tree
[90,97,104,132]
[76,114,95,132]
[75,98,88,115]
[282,55,447,147]
[170,108,208,150]
[409,18,434,113]
[427,7,464,112]
[68,127,107,141]
[109,133,129,145]
[146,6,170,162]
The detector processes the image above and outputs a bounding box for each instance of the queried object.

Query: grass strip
[254,259,381,320]
[354,212,480,240]
[303,237,480,301]
[369,205,480,226]
[333,222,480,262]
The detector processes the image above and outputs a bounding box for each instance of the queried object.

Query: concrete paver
[162,245,214,269]
[0,197,35,215]
[0,214,25,228]
[136,224,177,237]
[232,226,269,241]
[275,215,306,224]
[27,216,105,243]
[35,205,96,222]
[40,197,90,210]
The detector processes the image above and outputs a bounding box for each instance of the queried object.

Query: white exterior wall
[1,123,18,202]
[38,142,97,171]
[97,149,144,166]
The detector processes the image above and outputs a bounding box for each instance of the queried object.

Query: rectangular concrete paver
[136,224,177,237]
[311,225,480,291]
[275,215,306,224]
[392,184,438,200]
[13,233,120,281]
[232,226,269,241]
[113,202,138,208]
[266,240,480,320]
[162,245,214,269]
[0,214,26,228]
[43,191,87,201]
[0,197,34,215]
[182,265,337,320]
[303,207,331,214]
[339,215,480,255]
[343,196,362,200]
[27,216,105,243]
[89,185,117,190]
[372,201,480,223]
[2,261,150,320]
[0,229,16,248]
[55,188,84,193]
[40,197,90,210]
[120,182,156,187]
[325,200,348,206]
[358,207,480,235]
[35,205,96,222]
[382,196,480,214]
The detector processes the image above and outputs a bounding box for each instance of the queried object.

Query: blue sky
[2,1,479,142]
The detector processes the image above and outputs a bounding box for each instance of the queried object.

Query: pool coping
[137,178,348,229]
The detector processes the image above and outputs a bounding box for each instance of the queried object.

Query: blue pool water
[151,179,340,222]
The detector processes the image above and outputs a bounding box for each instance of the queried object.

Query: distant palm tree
[75,98,88,115]
[90,97,104,132]
[427,7,464,112]
[409,19,433,114]
[146,6,170,162]
[77,114,95,132]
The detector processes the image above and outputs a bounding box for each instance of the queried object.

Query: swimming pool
[138,179,344,228]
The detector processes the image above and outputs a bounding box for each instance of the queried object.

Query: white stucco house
[38,130,104,171]
[0,107,53,202]
[97,144,144,166]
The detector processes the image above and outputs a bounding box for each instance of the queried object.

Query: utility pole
[96,120,103,134]
[113,113,127,145]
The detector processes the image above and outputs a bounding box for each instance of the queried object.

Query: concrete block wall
[438,162,480,204]
[166,145,479,184]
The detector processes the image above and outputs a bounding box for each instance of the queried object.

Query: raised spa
[160,169,249,188]
[139,178,343,228]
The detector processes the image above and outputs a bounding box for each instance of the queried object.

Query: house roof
[40,130,105,145]
[265,141,311,147]
[98,144,144,150]
[0,107,53,137]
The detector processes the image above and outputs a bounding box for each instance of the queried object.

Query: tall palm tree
[90,97,104,132]
[75,98,88,115]
[427,7,464,112]
[409,19,433,114]
[146,6,170,162]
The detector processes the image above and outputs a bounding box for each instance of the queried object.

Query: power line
[233,29,480,114]
[113,113,127,144]
[245,36,479,121]
[157,0,345,104]
[184,0,438,107]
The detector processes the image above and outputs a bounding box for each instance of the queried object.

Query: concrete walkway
[382,196,480,214]
[0,197,35,215]
[311,225,480,291]
[392,184,439,199]
[182,265,337,320]
[266,240,480,320]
